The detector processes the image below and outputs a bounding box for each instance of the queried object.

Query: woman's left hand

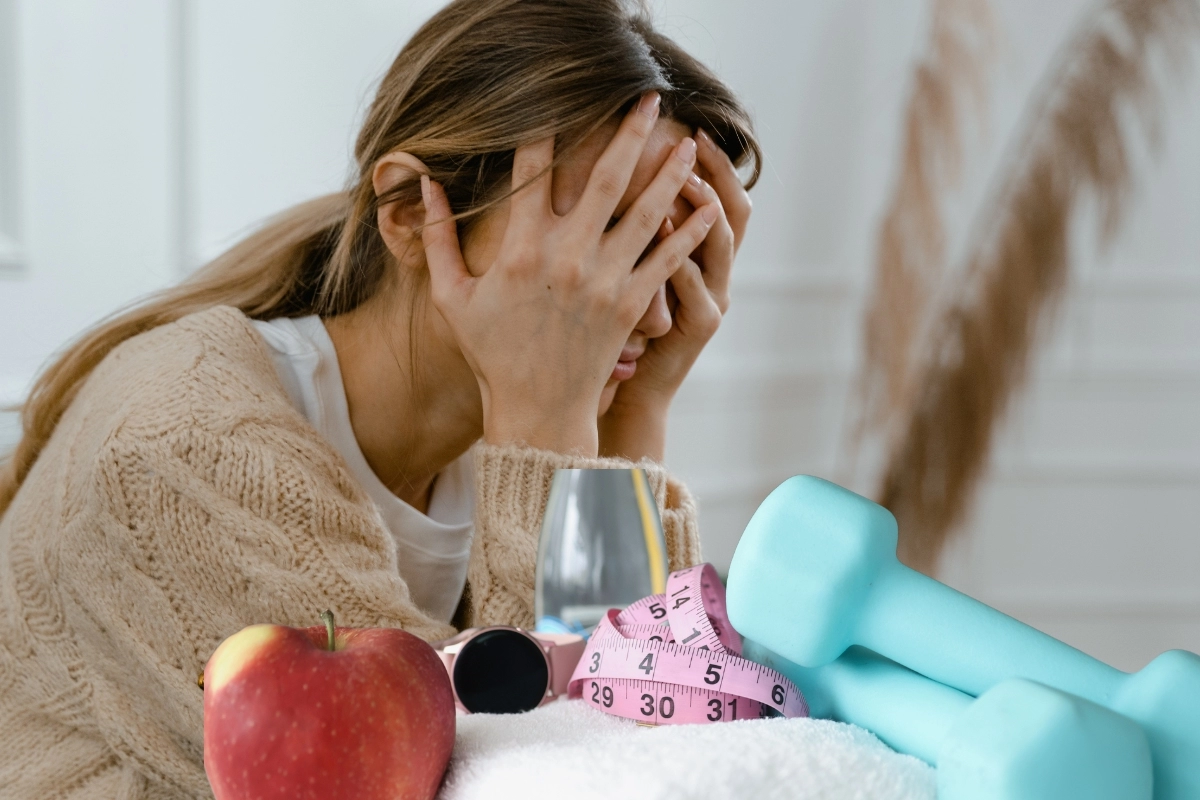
[598,129,752,461]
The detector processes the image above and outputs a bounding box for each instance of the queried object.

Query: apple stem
[321,609,336,652]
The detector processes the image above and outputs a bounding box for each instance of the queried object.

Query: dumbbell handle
[745,641,971,764]
[862,560,1125,705]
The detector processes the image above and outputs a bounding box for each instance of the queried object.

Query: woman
[0,0,759,795]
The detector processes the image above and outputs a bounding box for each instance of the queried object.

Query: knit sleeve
[54,415,456,798]
[461,443,703,629]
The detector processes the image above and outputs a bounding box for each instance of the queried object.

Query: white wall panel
[967,478,1200,595]
[187,0,446,265]
[1077,281,1200,371]
[693,274,860,374]
[998,373,1200,468]
[0,0,19,270]
[0,0,177,398]
[671,374,848,485]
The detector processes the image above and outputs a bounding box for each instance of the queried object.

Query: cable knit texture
[0,306,701,799]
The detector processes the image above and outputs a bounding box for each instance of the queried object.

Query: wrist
[605,388,673,427]
[598,400,669,463]
[484,403,600,457]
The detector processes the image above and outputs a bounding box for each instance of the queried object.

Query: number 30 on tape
[568,563,809,725]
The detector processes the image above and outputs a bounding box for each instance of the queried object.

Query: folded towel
[440,699,935,800]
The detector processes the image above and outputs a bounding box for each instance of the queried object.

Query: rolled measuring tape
[567,563,809,725]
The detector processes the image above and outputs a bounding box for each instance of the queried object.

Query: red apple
[202,611,455,800]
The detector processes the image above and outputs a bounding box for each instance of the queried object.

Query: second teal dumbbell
[726,475,1200,800]
[743,640,1153,800]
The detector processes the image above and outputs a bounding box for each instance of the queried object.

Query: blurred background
[0,0,1196,671]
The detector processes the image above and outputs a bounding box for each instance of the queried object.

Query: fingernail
[702,204,719,225]
[420,174,431,207]
[638,92,661,118]
[688,173,703,189]
[664,218,675,234]
[676,137,697,164]
[697,128,716,149]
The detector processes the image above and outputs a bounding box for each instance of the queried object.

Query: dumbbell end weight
[939,678,1153,800]
[728,476,897,666]
[1113,649,1200,800]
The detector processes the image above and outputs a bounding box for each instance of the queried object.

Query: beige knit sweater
[0,306,701,799]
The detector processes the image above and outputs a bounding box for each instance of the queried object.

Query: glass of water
[534,468,668,634]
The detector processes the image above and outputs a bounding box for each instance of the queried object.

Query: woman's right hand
[420,93,719,456]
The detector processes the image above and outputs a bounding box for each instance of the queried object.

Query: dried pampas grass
[857,0,995,461]
[876,0,1200,573]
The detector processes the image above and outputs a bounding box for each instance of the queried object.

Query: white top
[251,316,475,624]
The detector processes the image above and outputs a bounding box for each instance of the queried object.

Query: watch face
[453,629,550,714]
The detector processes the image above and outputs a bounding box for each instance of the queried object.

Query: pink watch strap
[533,632,587,698]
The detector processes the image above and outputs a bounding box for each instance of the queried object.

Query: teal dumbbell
[743,641,1153,800]
[726,475,1200,800]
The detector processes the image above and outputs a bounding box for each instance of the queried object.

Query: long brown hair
[0,0,760,517]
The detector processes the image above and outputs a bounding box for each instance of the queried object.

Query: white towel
[439,699,935,800]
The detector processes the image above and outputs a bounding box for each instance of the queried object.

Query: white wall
[1,0,1196,672]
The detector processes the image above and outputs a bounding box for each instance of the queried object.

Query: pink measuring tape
[567,563,809,725]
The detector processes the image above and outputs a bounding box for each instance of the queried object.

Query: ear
[372,151,430,269]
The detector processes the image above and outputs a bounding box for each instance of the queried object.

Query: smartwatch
[432,626,586,714]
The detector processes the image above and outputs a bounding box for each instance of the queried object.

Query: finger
[664,195,692,233]
[678,172,734,307]
[570,92,662,238]
[696,128,751,249]
[421,176,473,308]
[632,202,718,295]
[656,217,674,242]
[668,258,724,338]
[607,136,699,264]
[678,170,718,210]
[509,137,554,236]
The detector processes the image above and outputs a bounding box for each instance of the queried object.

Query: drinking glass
[534,468,668,633]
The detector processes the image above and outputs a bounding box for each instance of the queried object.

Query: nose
[636,283,673,340]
